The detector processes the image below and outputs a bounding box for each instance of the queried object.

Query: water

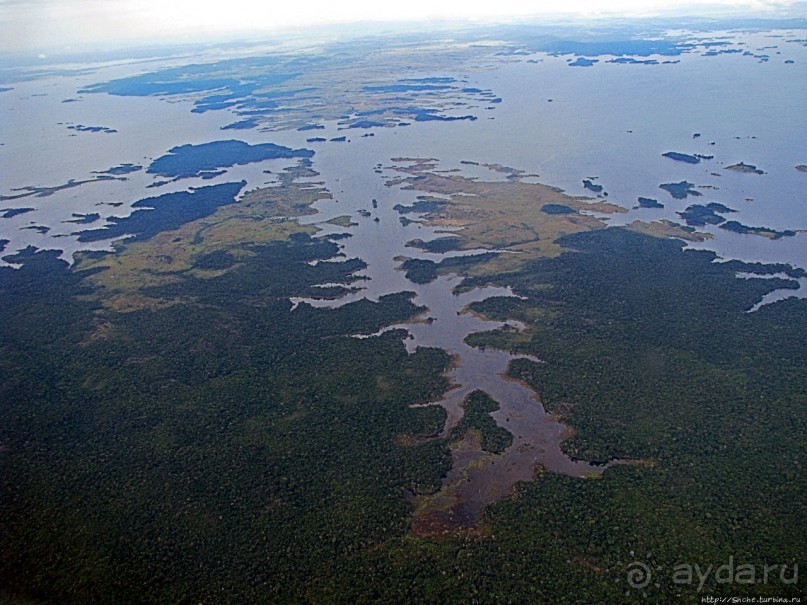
[3,30,805,271]
[287,147,606,524]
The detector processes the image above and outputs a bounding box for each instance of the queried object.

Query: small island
[405,236,463,253]
[67,124,117,134]
[678,202,736,226]
[325,215,357,228]
[347,120,386,129]
[582,179,603,193]
[726,161,765,174]
[64,212,102,225]
[400,258,438,284]
[662,151,700,164]
[660,181,702,199]
[607,57,659,65]
[393,197,448,215]
[146,140,314,179]
[0,207,35,219]
[796,165,807,172]
[635,197,664,209]
[720,220,796,239]
[93,163,142,176]
[541,203,577,215]
[221,118,258,130]
[568,57,598,67]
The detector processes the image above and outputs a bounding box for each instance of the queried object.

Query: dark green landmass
[796,164,807,172]
[0,207,35,219]
[93,163,142,176]
[568,57,598,67]
[450,390,513,454]
[402,251,498,285]
[582,179,603,193]
[0,175,124,201]
[660,180,702,199]
[347,119,386,129]
[401,258,438,284]
[726,161,765,174]
[67,124,117,134]
[440,252,499,272]
[608,57,659,64]
[21,225,49,234]
[221,118,258,130]
[350,227,805,602]
[146,140,313,179]
[635,197,664,209]
[541,203,577,215]
[398,108,477,122]
[64,213,101,225]
[393,197,448,214]
[78,181,245,243]
[662,151,700,164]
[721,259,806,279]
[678,202,736,226]
[720,220,797,239]
[455,229,804,600]
[0,239,450,604]
[192,250,239,270]
[406,236,463,253]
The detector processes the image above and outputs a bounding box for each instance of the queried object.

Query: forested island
[146,140,314,179]
[726,161,765,174]
[660,180,702,198]
[662,151,700,164]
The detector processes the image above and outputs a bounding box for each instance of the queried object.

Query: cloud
[1,0,803,54]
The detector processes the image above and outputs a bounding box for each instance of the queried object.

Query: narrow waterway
[292,150,601,528]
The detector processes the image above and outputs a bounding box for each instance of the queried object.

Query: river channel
[291,148,601,528]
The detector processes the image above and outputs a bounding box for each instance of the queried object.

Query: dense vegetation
[146,141,314,179]
[1,227,804,602]
[401,258,438,284]
[0,239,451,603]
[678,202,736,226]
[450,391,513,454]
[462,228,805,600]
[636,197,664,209]
[660,181,702,199]
[662,151,701,164]
[77,181,245,243]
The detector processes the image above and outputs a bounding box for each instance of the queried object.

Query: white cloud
[0,0,803,54]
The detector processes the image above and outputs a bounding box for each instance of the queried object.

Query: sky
[0,0,804,54]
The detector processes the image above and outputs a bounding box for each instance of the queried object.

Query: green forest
[1,226,804,603]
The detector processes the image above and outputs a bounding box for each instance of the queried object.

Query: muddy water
[292,149,601,528]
